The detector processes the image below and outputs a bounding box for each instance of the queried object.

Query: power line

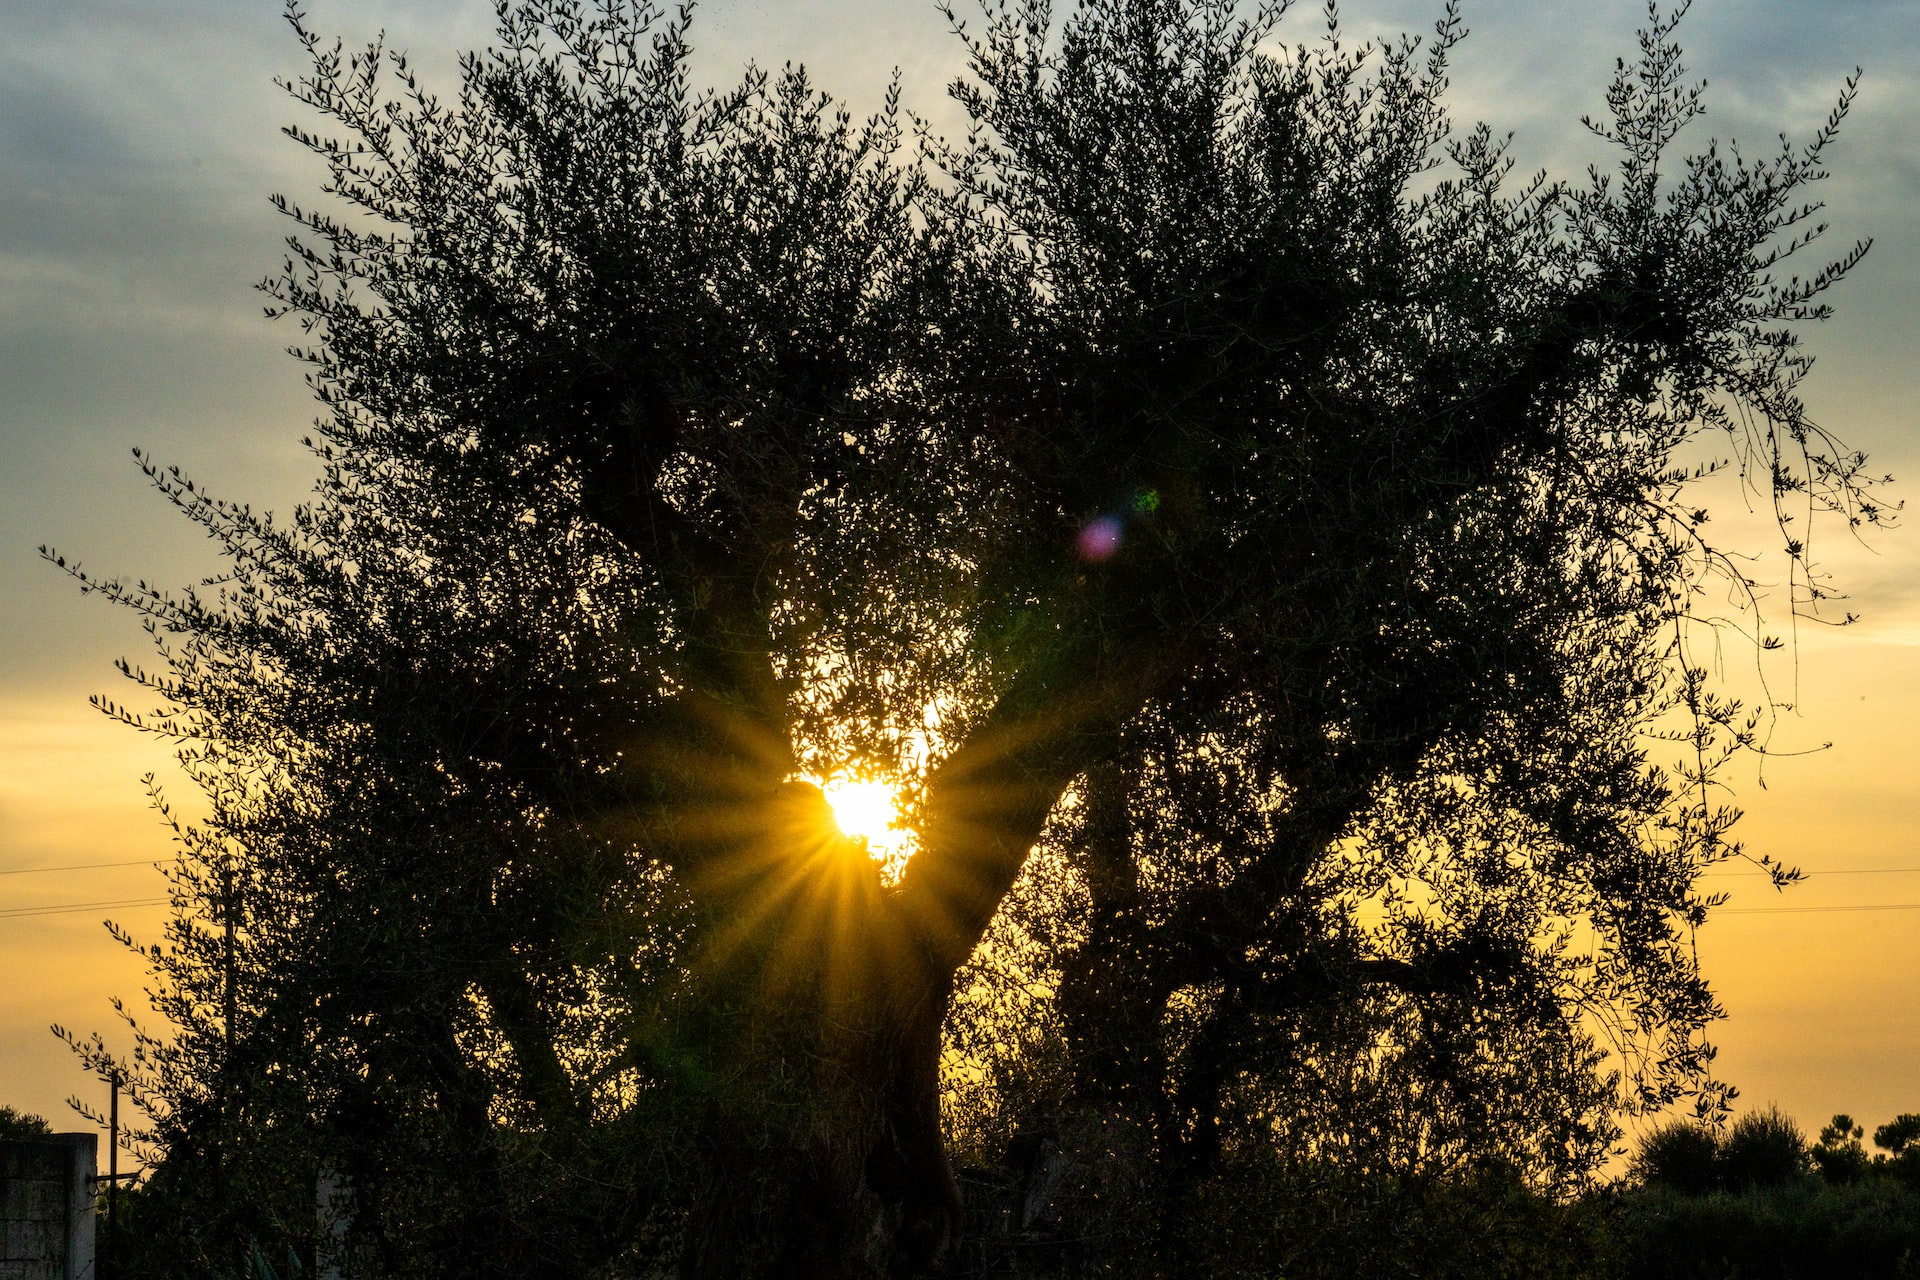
[0,897,170,919]
[1702,867,1920,878]
[1718,902,1920,916]
[0,858,162,877]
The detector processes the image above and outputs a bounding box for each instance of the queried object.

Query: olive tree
[50,0,1885,1275]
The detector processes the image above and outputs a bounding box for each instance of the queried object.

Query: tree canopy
[0,1106,53,1141]
[48,1,1887,1276]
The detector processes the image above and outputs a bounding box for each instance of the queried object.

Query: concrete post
[56,1136,95,1280]
[0,1132,96,1280]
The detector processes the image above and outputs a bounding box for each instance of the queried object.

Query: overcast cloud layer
[5,0,1915,688]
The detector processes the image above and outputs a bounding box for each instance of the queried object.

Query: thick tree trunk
[675,960,959,1279]
[671,693,1137,1275]
[668,777,957,1279]
[663,609,1169,1277]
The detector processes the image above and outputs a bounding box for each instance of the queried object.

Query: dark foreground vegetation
[1611,1108,1920,1280]
[71,1104,1920,1279]
[41,0,1891,1275]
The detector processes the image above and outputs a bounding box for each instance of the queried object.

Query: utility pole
[91,1074,139,1280]
[107,1071,120,1280]
[221,852,238,1272]
[222,853,237,1068]
[94,1068,139,1279]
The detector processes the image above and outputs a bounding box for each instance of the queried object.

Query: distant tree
[0,1106,52,1140]
[1811,1111,1920,1190]
[1874,1115,1920,1157]
[1875,1113,1920,1189]
[1813,1113,1871,1185]
[48,0,1886,1275]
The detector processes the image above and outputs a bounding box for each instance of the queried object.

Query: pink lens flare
[1076,515,1124,561]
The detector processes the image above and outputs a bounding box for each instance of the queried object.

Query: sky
[1,0,1916,1156]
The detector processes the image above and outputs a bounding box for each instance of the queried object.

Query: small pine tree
[1874,1115,1920,1156]
[1876,1114,1920,1189]
[1813,1114,1870,1185]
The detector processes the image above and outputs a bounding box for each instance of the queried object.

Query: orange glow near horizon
[7,616,1920,1158]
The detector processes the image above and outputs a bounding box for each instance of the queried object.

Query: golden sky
[2,0,1915,1152]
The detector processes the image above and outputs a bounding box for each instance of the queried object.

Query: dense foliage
[47,0,1885,1275]
[1614,1107,1920,1280]
[1635,1108,1810,1195]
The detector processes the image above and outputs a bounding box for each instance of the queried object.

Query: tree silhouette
[0,1106,52,1141]
[1634,1120,1724,1196]
[1720,1106,1809,1191]
[1814,1113,1871,1185]
[47,0,1886,1275]
[1876,1115,1920,1157]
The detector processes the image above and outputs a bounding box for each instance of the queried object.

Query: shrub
[1721,1106,1810,1191]
[1162,1159,1609,1280]
[1610,1177,1920,1280]
[1633,1121,1722,1195]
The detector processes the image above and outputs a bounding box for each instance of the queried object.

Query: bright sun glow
[821,777,906,857]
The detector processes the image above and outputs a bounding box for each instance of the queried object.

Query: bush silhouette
[1634,1121,1722,1195]
[1720,1106,1809,1190]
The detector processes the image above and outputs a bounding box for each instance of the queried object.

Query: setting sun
[821,777,905,856]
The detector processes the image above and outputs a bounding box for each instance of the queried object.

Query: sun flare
[821,777,906,857]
